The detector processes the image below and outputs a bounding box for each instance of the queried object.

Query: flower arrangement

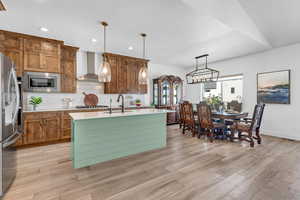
[29,96,42,110]
[203,95,224,112]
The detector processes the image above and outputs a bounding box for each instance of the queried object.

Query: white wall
[185,43,300,140]
[24,51,186,110]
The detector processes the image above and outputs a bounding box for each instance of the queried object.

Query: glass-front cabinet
[153,75,183,124]
[161,80,171,105]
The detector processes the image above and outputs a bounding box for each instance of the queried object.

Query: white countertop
[69,109,174,121]
[23,106,106,113]
[23,106,151,113]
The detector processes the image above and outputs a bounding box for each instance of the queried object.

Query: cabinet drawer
[23,113,42,120]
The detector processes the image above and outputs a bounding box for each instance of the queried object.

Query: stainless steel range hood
[77,52,101,83]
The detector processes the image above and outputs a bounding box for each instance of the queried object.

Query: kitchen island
[69,109,171,168]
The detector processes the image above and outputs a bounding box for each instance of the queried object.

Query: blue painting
[257,70,290,104]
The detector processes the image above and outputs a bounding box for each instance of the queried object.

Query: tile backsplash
[23,81,147,110]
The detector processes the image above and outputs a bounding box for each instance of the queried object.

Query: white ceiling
[1,0,300,68]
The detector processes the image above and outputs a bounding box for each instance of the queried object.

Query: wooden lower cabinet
[18,109,104,147]
[43,113,61,141]
[61,112,72,139]
[20,112,63,147]
[24,118,44,145]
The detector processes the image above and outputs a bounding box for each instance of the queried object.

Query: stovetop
[75,105,108,109]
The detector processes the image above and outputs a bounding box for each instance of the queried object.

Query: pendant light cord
[103,24,106,52]
[141,33,147,59]
[143,36,145,59]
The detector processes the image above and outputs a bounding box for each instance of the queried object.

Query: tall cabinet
[153,75,183,125]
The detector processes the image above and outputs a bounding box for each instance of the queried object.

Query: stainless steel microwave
[23,72,61,92]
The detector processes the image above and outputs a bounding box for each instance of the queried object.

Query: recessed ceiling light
[128,46,133,50]
[40,27,48,32]
[92,38,97,43]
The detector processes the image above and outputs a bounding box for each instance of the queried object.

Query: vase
[32,104,37,111]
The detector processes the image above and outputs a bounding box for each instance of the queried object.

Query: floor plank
[3,125,300,200]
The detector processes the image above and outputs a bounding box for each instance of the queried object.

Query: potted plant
[135,99,142,107]
[203,95,223,112]
[29,96,42,111]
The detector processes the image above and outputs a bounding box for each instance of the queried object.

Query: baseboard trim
[261,129,300,141]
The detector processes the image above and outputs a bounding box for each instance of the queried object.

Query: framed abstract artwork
[257,70,290,104]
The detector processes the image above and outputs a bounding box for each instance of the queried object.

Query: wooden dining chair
[234,104,265,147]
[196,103,226,142]
[178,101,188,129]
[181,101,197,137]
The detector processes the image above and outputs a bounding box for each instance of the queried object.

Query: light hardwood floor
[3,125,300,200]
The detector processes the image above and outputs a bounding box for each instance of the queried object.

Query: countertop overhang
[69,109,174,121]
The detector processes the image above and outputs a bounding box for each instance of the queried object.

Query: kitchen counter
[71,109,171,168]
[69,109,172,120]
[23,106,152,113]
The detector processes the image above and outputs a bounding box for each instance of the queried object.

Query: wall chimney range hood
[77,52,101,83]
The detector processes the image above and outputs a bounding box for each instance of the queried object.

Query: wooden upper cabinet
[104,53,149,94]
[126,59,139,94]
[0,31,24,76]
[23,37,62,73]
[61,45,78,93]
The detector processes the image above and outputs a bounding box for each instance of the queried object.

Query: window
[202,75,243,103]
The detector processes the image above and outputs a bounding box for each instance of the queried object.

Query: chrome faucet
[117,94,125,113]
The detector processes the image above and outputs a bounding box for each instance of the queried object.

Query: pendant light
[98,21,112,83]
[0,0,6,11]
[186,54,219,84]
[138,33,148,85]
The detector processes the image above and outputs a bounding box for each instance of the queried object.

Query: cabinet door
[61,46,77,93]
[61,61,76,93]
[43,113,61,141]
[126,59,139,94]
[3,49,23,77]
[24,51,44,72]
[42,54,60,73]
[23,115,44,145]
[118,58,128,93]
[24,38,61,73]
[61,112,72,139]
[0,32,24,76]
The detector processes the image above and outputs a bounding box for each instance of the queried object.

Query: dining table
[193,109,249,141]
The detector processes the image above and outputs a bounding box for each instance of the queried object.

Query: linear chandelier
[186,54,219,84]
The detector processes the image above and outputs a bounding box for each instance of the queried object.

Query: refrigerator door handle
[2,131,21,148]
[11,67,20,126]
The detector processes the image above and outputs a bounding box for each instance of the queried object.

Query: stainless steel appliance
[23,72,61,92]
[0,54,22,197]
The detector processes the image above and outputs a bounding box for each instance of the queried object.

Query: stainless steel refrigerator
[0,54,22,197]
